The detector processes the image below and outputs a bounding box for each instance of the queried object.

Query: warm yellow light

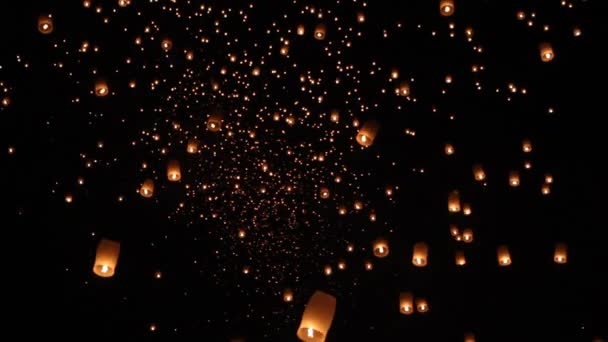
[440,0,455,16]
[540,43,554,62]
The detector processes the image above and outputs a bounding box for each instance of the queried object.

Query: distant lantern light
[385,186,394,197]
[1,97,10,107]
[412,242,428,267]
[573,27,582,37]
[539,42,554,62]
[522,139,532,153]
[357,12,365,23]
[185,50,194,60]
[330,110,340,123]
[473,164,486,181]
[509,171,520,187]
[337,259,346,270]
[445,75,453,84]
[440,0,455,16]
[280,45,289,55]
[463,203,472,216]
[554,243,567,264]
[38,15,54,34]
[364,260,373,270]
[353,200,363,210]
[373,239,389,258]
[187,139,198,154]
[497,245,512,266]
[369,212,377,222]
[415,298,429,313]
[238,229,246,239]
[64,194,73,203]
[346,243,354,253]
[542,184,551,195]
[545,173,554,184]
[319,187,330,199]
[242,266,250,274]
[297,25,305,36]
[140,179,154,198]
[524,160,532,169]
[516,11,526,20]
[445,143,455,155]
[314,24,326,40]
[356,120,380,147]
[324,265,332,276]
[399,292,414,315]
[455,250,466,266]
[207,112,223,131]
[398,82,410,96]
[450,225,459,237]
[118,0,131,7]
[338,206,347,215]
[296,291,336,342]
[390,69,399,79]
[161,38,173,52]
[154,271,162,279]
[95,80,109,97]
[93,238,120,277]
[283,288,294,302]
[462,228,474,243]
[465,332,476,342]
[448,190,461,213]
[167,160,181,181]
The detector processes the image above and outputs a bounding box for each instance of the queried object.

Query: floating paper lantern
[338,206,347,215]
[95,80,109,97]
[118,0,131,7]
[448,190,461,213]
[297,25,305,36]
[161,38,173,52]
[187,139,198,154]
[465,332,476,342]
[330,110,339,123]
[385,186,394,197]
[462,228,474,243]
[542,184,551,195]
[373,239,389,258]
[473,164,486,181]
[238,229,246,239]
[509,171,520,187]
[497,245,512,266]
[185,50,194,60]
[337,260,346,270]
[296,291,336,342]
[140,179,154,198]
[390,69,399,79]
[324,265,332,276]
[412,242,428,267]
[445,143,455,155]
[369,212,377,222]
[450,225,459,237]
[399,292,414,315]
[167,160,181,181]
[554,243,567,264]
[207,112,223,131]
[364,260,373,270]
[319,187,330,199]
[539,42,554,62]
[440,0,455,16]
[398,82,410,96]
[455,250,466,266]
[283,288,294,302]
[346,244,354,252]
[357,12,365,23]
[415,298,429,313]
[463,203,472,216]
[93,238,120,277]
[522,138,532,153]
[356,120,380,147]
[38,15,53,34]
[353,200,363,210]
[545,173,554,184]
[314,24,326,40]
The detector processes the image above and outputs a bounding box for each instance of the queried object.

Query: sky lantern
[337,259,346,270]
[140,179,154,198]
[415,298,429,313]
[399,292,414,315]
[93,238,120,277]
[509,171,520,187]
[207,112,223,131]
[118,0,131,7]
[38,15,53,34]
[238,228,246,239]
[462,228,474,243]
[161,38,173,52]
[540,42,554,62]
[319,187,330,199]
[373,239,389,258]
[356,120,379,147]
[465,332,476,342]
[497,245,512,266]
[283,288,294,302]
[95,80,109,97]
[455,250,466,266]
[338,205,347,215]
[364,260,373,271]
[314,24,326,40]
[324,265,332,276]
[542,184,551,195]
[448,190,461,213]
[545,173,554,184]
[440,0,455,16]
[398,81,410,96]
[412,242,428,267]
[445,143,455,155]
[353,200,363,210]
[297,24,305,36]
[554,243,567,264]
[450,225,459,237]
[522,138,532,153]
[473,164,486,181]
[296,291,336,342]
[385,186,394,197]
[167,160,181,181]
[187,139,198,154]
[330,110,339,123]
[462,203,472,216]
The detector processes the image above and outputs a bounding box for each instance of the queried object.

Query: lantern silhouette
[140,179,154,198]
[540,42,554,62]
[509,171,520,187]
[283,288,294,302]
[473,164,486,181]
[95,80,109,97]
[497,245,512,266]
[314,24,326,40]
[448,190,461,213]
[207,112,223,131]
[440,0,455,16]
[415,298,429,313]
[373,239,389,258]
[296,291,336,342]
[93,238,120,277]
[330,111,339,123]
[465,332,476,342]
[412,242,428,267]
[238,229,246,239]
[38,15,53,34]
[319,187,330,199]
[399,292,414,315]
[522,139,532,153]
[161,38,173,52]
[445,143,455,155]
[554,243,567,264]
[167,160,181,181]
[356,120,379,147]
[455,250,466,266]
[187,139,198,154]
[462,228,474,243]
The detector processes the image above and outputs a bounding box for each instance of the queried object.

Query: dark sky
[2,0,607,340]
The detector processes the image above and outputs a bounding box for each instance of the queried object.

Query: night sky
[3,0,607,340]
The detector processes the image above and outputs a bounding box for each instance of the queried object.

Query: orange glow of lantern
[161,38,173,52]
[465,332,476,342]
[450,225,459,237]
[296,291,336,342]
[522,139,532,153]
[473,164,486,181]
[297,25,305,36]
[364,260,373,271]
[554,243,567,264]
[369,212,377,222]
[540,42,554,62]
[330,110,340,123]
[448,190,461,213]
[497,245,512,266]
[373,239,389,258]
[167,160,181,181]
[545,173,554,184]
[319,187,330,199]
[187,139,198,154]
[140,179,154,198]
[314,24,326,40]
[412,242,428,267]
[93,238,120,277]
[462,228,474,243]
[207,112,223,131]
[323,265,332,276]
[95,80,109,97]
[356,120,380,147]
[118,0,131,7]
[338,206,347,215]
[399,292,414,315]
[463,203,472,216]
[238,229,246,239]
[416,298,429,313]
[38,15,54,34]
[445,143,455,155]
[440,0,455,16]
[509,171,520,187]
[337,259,346,270]
[385,186,394,197]
[283,288,294,302]
[353,200,363,210]
[542,184,551,195]
[346,243,354,252]
[398,82,410,96]
[455,250,466,266]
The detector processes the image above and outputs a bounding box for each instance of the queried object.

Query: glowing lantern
[545,173,553,184]
[440,0,455,16]
[463,203,472,216]
[185,51,194,60]
[140,179,154,198]
[324,265,332,276]
[415,298,429,313]
[539,42,554,62]
[450,225,459,237]
[465,332,476,342]
[337,260,346,270]
[554,243,567,264]
[509,171,520,187]
[398,82,410,96]
[399,292,414,315]
[390,69,399,79]
[118,0,131,7]
[455,250,466,266]
[95,80,109,97]
[330,111,340,123]
[373,239,389,258]
[473,164,486,181]
[93,238,120,277]
[154,271,162,279]
[161,38,173,52]
[338,206,347,215]
[412,242,428,267]
[448,190,461,213]
[353,201,363,210]
[187,139,198,154]
[207,112,223,131]
[297,25,305,36]
[524,160,532,169]
[319,187,330,199]
[445,143,455,155]
[462,228,474,243]
[357,12,365,23]
[283,288,294,302]
[497,245,512,266]
[573,27,582,37]
[296,291,336,342]
[542,184,551,195]
[64,194,73,203]
[242,266,250,274]
[369,212,377,222]
[314,24,326,40]
[346,244,354,252]
[522,139,532,153]
[38,15,53,34]
[167,160,181,181]
[1,97,9,107]
[356,120,380,147]
[385,186,394,197]
[364,260,373,270]
[238,229,246,239]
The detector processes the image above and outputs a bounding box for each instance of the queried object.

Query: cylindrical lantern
[353,200,363,210]
[314,24,326,40]
[187,139,198,154]
[554,243,567,264]
[399,292,414,315]
[473,164,486,181]
[323,265,332,276]
[356,120,379,147]
[167,160,181,181]
[38,15,54,34]
[373,239,389,258]
[463,203,472,216]
[465,332,476,342]
[522,138,532,153]
[450,225,460,237]
[140,179,154,198]
[207,112,223,131]
[95,80,109,97]
[415,298,429,313]
[118,0,131,7]
[445,143,455,155]
[497,245,512,266]
[297,25,305,36]
[338,205,347,215]
[448,190,461,213]
[509,171,520,187]
[296,291,336,342]
[319,187,330,199]
[440,0,455,16]
[161,38,173,52]
[462,228,474,243]
[398,82,410,96]
[541,184,551,195]
[412,242,428,267]
[545,173,554,184]
[283,288,294,302]
[455,250,466,266]
[93,238,120,277]
[539,42,554,62]
[330,110,339,123]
